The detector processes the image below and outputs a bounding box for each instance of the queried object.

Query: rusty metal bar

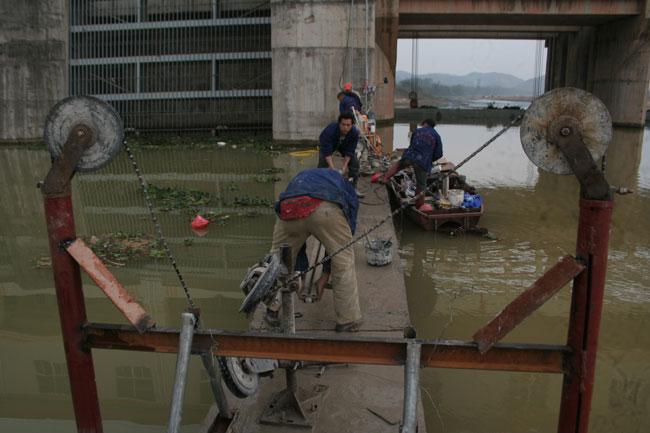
[473,255,585,353]
[42,125,103,433]
[558,199,614,433]
[84,323,568,374]
[66,238,155,333]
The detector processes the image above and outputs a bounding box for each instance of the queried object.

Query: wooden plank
[66,239,155,332]
[473,255,584,353]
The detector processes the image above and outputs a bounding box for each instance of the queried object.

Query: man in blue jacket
[338,91,362,115]
[270,168,362,332]
[382,118,443,209]
[318,112,361,194]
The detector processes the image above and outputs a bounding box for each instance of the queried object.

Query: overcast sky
[396,39,547,81]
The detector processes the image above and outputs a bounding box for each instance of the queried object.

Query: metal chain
[290,115,522,282]
[123,141,198,313]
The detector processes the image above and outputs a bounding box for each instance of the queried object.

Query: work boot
[335,319,363,333]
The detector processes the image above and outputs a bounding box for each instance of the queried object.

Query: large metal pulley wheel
[238,254,282,314]
[520,87,612,175]
[44,95,124,172]
[218,357,260,398]
[218,357,278,398]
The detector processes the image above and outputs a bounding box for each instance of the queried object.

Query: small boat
[386,160,484,232]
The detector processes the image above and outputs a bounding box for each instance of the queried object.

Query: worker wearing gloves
[269,168,362,332]
[382,118,443,209]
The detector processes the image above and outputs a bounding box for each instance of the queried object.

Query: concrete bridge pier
[271,0,397,142]
[546,16,650,128]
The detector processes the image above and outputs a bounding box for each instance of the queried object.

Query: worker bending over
[318,112,361,195]
[382,118,443,209]
[270,168,362,332]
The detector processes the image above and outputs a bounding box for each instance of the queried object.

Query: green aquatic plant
[83,232,167,266]
[146,184,212,213]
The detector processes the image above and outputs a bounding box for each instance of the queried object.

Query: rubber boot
[382,161,402,183]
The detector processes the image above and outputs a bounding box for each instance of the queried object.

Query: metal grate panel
[69,0,272,131]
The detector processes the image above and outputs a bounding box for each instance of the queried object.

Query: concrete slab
[225,175,426,433]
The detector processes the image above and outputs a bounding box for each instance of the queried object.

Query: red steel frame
[42,138,614,433]
[44,194,103,433]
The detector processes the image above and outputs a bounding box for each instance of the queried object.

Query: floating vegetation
[251,174,281,183]
[203,211,231,226]
[125,133,276,154]
[146,184,211,213]
[261,167,285,174]
[84,232,166,266]
[35,256,52,268]
[232,196,274,207]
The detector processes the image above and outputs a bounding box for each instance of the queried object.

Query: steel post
[200,353,231,419]
[401,340,421,433]
[44,194,103,433]
[557,199,613,433]
[280,243,298,391]
[168,313,196,433]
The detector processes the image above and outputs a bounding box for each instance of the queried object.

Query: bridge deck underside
[399,0,643,38]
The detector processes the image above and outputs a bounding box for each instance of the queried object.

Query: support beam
[66,239,155,333]
[399,0,642,16]
[474,255,584,353]
[84,323,568,374]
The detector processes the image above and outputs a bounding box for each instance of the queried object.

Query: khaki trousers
[271,201,362,325]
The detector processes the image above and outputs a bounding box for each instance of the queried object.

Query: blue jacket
[275,168,359,234]
[402,126,442,171]
[319,122,359,158]
[339,94,362,114]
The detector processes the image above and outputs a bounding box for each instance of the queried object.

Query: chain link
[123,141,198,313]
[290,115,522,282]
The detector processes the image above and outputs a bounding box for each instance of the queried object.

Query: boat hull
[387,180,483,232]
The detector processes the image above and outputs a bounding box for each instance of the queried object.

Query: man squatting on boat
[382,119,443,209]
[268,168,363,333]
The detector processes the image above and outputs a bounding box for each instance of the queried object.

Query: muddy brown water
[1,124,648,432]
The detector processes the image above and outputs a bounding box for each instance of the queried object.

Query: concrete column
[0,0,68,142]
[271,0,376,141]
[372,0,398,123]
[546,34,568,90]
[589,16,650,127]
[564,28,595,90]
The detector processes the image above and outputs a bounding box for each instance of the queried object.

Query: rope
[289,115,522,282]
[123,141,198,314]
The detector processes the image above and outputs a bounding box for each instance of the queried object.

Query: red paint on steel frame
[558,199,613,433]
[44,195,103,433]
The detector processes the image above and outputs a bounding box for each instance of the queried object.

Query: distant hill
[395,71,545,97]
